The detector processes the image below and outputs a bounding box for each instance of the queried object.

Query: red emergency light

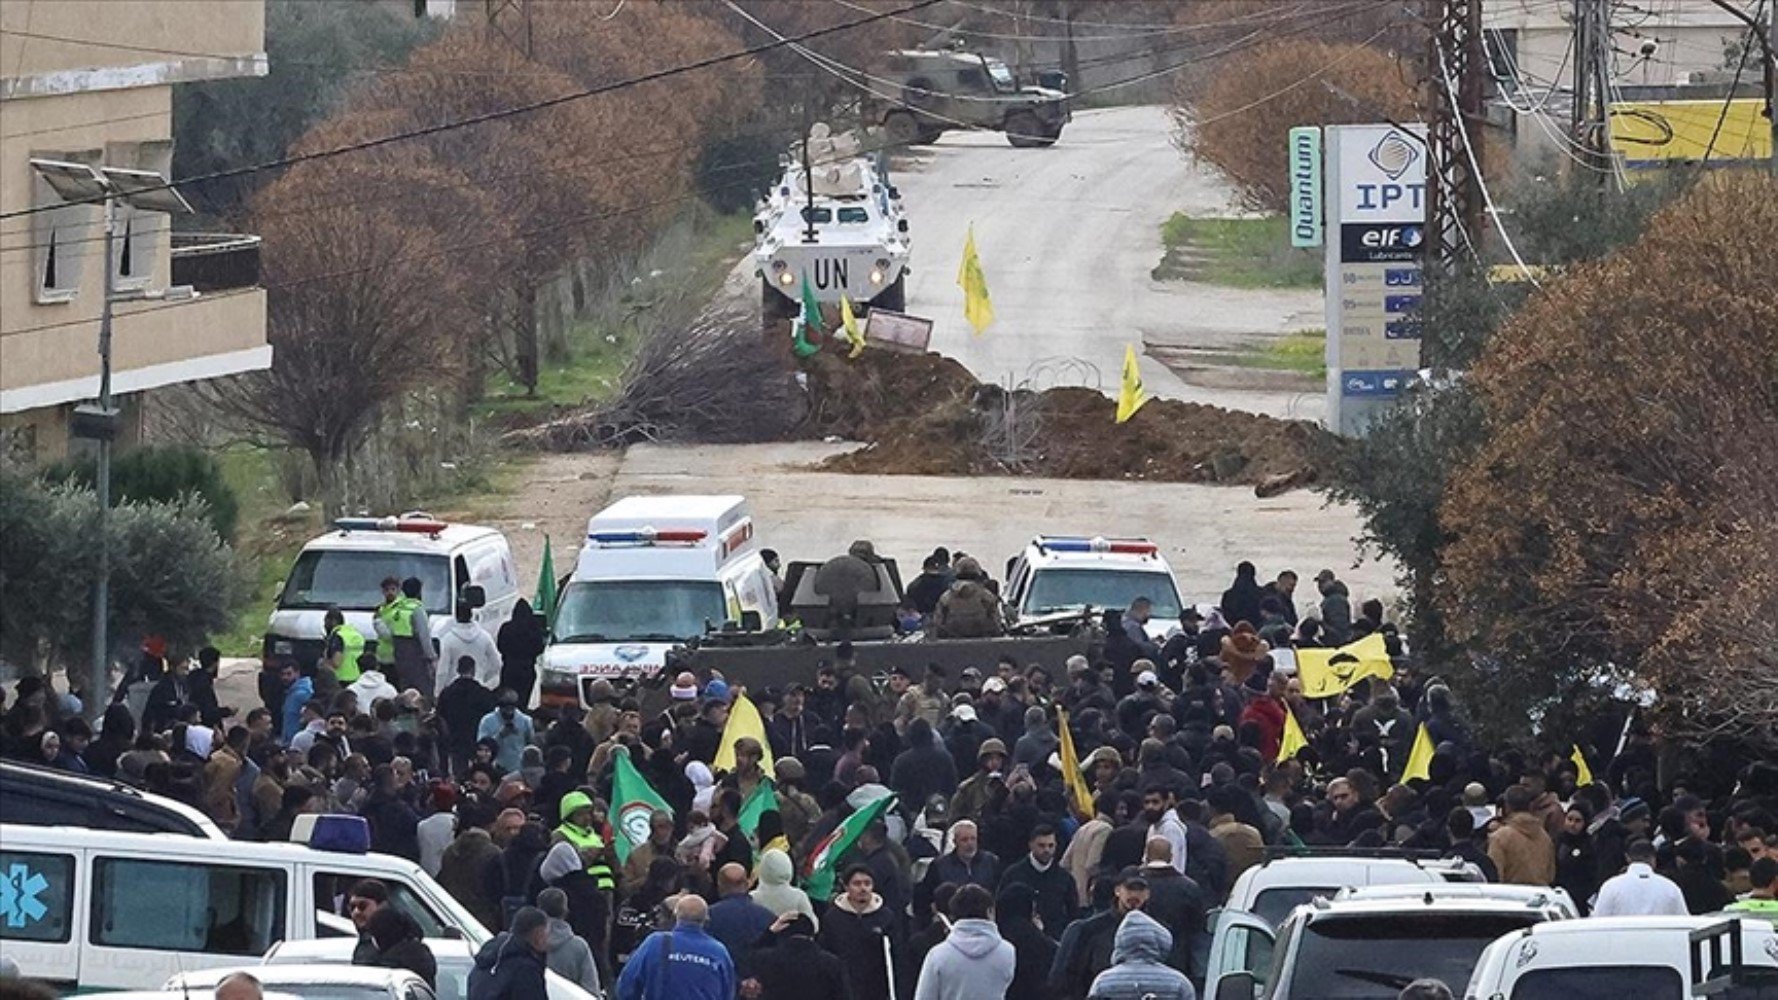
[1035,535,1158,556]
[587,528,708,546]
[335,516,448,536]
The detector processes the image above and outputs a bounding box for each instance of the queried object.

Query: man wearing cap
[1056,868,1150,1000]
[943,700,997,776]
[1115,668,1167,738]
[950,737,1008,824]
[978,676,1022,741]
[680,693,730,765]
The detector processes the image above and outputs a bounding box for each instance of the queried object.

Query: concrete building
[1,1,269,463]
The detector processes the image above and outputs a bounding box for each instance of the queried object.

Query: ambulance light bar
[588,528,709,546]
[1036,535,1158,555]
[335,516,448,536]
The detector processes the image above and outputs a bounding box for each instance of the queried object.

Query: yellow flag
[1570,745,1594,787]
[840,294,866,358]
[1056,706,1094,821]
[712,692,775,780]
[1116,343,1149,423]
[1277,706,1308,762]
[1400,722,1435,782]
[957,224,995,336]
[1294,633,1395,700]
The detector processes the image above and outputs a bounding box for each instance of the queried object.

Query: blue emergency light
[1035,535,1158,555]
[334,516,447,536]
[587,528,708,546]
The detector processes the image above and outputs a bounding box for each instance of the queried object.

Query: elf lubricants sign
[1288,127,1322,248]
[1322,124,1427,436]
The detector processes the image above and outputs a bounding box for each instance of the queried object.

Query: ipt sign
[1340,127,1427,224]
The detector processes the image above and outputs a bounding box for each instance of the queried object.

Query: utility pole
[1769,0,1776,176]
[1570,0,1614,182]
[1423,0,1487,282]
[90,199,117,720]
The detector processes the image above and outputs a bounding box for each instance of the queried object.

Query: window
[279,551,451,613]
[836,207,870,224]
[799,207,833,224]
[553,579,726,642]
[1510,967,1682,999]
[958,67,988,89]
[30,150,99,304]
[0,851,75,943]
[1023,569,1183,619]
[312,873,449,939]
[92,858,285,955]
[1282,913,1544,998]
[107,140,173,291]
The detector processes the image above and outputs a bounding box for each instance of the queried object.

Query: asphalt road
[893,105,1324,422]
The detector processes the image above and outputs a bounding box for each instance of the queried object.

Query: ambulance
[262,515,519,671]
[1002,535,1185,640]
[539,496,778,708]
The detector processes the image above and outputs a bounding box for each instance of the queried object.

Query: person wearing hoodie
[536,839,611,980]
[994,884,1057,1000]
[348,662,399,710]
[748,912,852,1000]
[929,558,1004,639]
[1011,706,1058,770]
[1084,910,1194,1000]
[820,864,907,1000]
[438,602,502,695]
[359,906,439,989]
[752,848,819,931]
[276,661,314,743]
[535,887,601,995]
[1487,785,1556,886]
[1219,561,1266,629]
[469,906,551,1000]
[1314,571,1352,646]
[913,884,1013,1000]
[616,894,736,1000]
[496,600,547,708]
[890,719,959,812]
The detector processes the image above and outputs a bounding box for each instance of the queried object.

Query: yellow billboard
[1610,99,1771,166]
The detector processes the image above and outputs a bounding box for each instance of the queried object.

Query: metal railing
[170,232,261,292]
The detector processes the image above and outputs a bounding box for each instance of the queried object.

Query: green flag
[610,746,672,863]
[534,535,558,627]
[802,792,897,901]
[792,272,822,358]
[737,777,777,841]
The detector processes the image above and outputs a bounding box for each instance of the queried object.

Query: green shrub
[44,443,239,541]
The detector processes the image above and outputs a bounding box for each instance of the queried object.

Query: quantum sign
[1288,127,1323,248]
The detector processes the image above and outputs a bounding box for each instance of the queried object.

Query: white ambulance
[539,495,778,708]
[1002,535,1185,640]
[262,515,519,671]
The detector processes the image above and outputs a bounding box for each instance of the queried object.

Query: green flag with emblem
[610,746,672,863]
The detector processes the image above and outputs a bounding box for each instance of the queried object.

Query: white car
[1334,881,1580,919]
[1464,914,1778,998]
[1003,535,1185,639]
[166,965,433,1000]
[265,936,602,1000]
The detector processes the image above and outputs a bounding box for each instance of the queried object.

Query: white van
[1463,915,1778,999]
[262,515,520,671]
[1003,535,1184,640]
[0,823,490,992]
[539,495,778,708]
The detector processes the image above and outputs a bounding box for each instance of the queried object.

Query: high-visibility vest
[330,624,366,683]
[379,597,423,639]
[1727,897,1778,912]
[554,823,616,891]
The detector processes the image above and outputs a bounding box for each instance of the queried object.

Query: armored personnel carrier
[864,48,1069,148]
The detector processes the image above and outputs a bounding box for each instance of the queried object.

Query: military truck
[865,49,1069,148]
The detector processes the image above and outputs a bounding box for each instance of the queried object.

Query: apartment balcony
[171,232,262,293]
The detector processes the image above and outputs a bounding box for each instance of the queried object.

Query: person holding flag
[608,745,673,866]
[1055,706,1094,821]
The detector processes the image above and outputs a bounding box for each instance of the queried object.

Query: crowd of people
[4,554,1777,1000]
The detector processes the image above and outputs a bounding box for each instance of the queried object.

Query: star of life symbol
[1,863,50,928]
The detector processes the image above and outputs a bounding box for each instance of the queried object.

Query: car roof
[1295,895,1562,921]
[0,823,430,876]
[0,759,226,839]
[1336,882,1579,916]
[1509,914,1778,937]
[170,965,425,988]
[1229,856,1439,901]
[1472,915,1778,980]
[269,938,474,961]
[89,992,304,1000]
[303,522,502,554]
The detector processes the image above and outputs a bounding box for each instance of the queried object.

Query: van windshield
[1024,569,1182,618]
[554,580,727,642]
[1509,967,1685,999]
[1282,913,1545,999]
[279,551,450,613]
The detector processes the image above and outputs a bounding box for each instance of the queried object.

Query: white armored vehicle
[753,124,910,329]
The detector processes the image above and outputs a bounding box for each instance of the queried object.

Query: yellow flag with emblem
[1056,706,1094,821]
[1400,722,1435,781]
[713,692,775,780]
[1277,706,1309,762]
[1293,633,1395,700]
[1570,745,1594,787]
[840,294,866,358]
[957,224,995,336]
[1116,343,1149,423]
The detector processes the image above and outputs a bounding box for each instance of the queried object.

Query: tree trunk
[312,443,344,520]
[570,265,587,315]
[516,282,540,397]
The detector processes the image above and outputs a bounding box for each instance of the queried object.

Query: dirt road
[894,106,1324,422]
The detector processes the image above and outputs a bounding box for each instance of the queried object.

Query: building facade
[1,0,269,463]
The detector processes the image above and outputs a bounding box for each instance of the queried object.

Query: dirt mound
[810,352,1336,491]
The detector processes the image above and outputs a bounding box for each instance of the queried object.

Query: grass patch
[213,447,317,657]
[1243,329,1327,378]
[1154,214,1322,289]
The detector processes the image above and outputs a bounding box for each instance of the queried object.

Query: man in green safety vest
[375,575,434,696]
[323,606,367,685]
[554,791,617,892]
[1728,858,1778,920]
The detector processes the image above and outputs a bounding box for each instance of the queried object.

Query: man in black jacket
[748,912,852,1000]
[469,906,551,1000]
[1054,868,1149,1000]
[998,824,1078,935]
[438,658,496,777]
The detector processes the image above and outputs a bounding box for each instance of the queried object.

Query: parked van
[1464,915,1778,998]
[0,822,489,992]
[0,759,224,839]
[539,495,778,708]
[262,515,519,671]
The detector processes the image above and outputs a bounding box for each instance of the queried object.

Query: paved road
[893,105,1324,422]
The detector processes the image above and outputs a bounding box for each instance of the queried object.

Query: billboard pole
[1423,0,1488,368]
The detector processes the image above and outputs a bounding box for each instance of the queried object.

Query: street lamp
[28,158,191,719]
